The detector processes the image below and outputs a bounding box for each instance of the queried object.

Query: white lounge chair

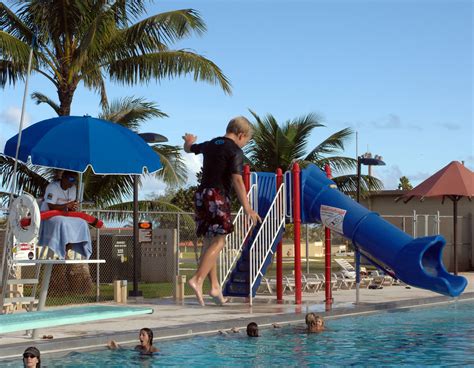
[333,272,355,289]
[302,274,323,293]
[370,270,394,286]
[258,277,275,294]
[334,258,357,278]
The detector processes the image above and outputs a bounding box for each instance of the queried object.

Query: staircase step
[4,297,38,304]
[237,262,249,272]
[232,272,249,283]
[7,279,39,285]
[226,283,249,296]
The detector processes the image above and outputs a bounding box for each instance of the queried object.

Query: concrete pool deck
[0,272,473,360]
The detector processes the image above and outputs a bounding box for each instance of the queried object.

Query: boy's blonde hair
[226,116,252,136]
[305,312,323,327]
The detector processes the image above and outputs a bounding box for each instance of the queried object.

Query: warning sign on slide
[320,205,346,234]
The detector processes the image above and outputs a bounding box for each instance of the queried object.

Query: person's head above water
[23,346,40,368]
[139,328,154,347]
[246,322,259,337]
[305,313,324,332]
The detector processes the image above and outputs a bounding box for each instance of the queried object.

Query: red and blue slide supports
[299,164,467,297]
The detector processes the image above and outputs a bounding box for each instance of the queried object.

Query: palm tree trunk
[57,84,76,116]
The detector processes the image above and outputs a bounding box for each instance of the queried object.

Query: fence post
[324,164,333,309]
[176,213,181,277]
[243,164,251,192]
[292,163,302,305]
[96,216,100,303]
[276,168,283,303]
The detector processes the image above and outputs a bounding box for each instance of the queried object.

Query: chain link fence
[0,209,472,308]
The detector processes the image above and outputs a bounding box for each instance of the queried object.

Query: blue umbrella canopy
[4,116,162,174]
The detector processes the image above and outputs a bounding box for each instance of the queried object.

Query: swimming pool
[4,300,473,367]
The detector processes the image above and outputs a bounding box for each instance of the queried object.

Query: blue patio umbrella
[4,115,162,174]
[4,115,162,298]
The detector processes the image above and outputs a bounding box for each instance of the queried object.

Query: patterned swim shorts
[194,188,234,237]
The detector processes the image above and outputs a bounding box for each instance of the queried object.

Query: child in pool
[305,313,325,333]
[108,328,158,354]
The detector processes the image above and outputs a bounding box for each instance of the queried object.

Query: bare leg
[189,235,226,306]
[199,237,228,305]
[208,262,228,305]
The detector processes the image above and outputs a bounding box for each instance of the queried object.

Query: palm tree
[0,0,231,116]
[246,110,383,194]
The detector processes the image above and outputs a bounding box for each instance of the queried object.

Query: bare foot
[209,288,228,306]
[188,277,205,306]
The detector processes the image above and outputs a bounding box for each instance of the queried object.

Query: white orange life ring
[9,193,41,243]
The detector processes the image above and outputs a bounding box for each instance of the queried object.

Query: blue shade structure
[300,164,467,297]
[4,116,162,174]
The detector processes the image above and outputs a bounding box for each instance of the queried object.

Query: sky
[1,0,472,198]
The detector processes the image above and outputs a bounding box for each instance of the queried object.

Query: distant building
[360,190,473,272]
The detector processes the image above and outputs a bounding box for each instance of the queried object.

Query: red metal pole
[292,163,302,304]
[276,168,283,302]
[243,164,251,192]
[324,164,333,310]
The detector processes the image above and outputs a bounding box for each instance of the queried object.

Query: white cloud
[0,106,32,129]
[407,171,431,187]
[436,122,461,131]
[183,153,203,186]
[350,113,422,131]
[376,165,403,190]
[139,175,167,200]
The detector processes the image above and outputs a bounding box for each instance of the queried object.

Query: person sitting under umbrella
[39,171,92,259]
[41,171,79,213]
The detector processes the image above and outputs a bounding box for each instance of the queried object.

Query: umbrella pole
[130,175,142,297]
[453,197,459,275]
[9,42,35,201]
[1,39,35,290]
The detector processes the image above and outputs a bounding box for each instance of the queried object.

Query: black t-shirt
[191,137,244,194]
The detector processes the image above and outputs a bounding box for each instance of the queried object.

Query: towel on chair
[39,216,92,259]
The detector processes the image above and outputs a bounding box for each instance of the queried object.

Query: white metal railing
[249,183,286,305]
[219,182,258,286]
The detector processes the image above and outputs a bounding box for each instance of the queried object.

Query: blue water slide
[300,164,467,297]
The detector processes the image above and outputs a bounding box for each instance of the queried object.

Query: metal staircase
[220,173,286,303]
[219,182,258,286]
[248,182,286,305]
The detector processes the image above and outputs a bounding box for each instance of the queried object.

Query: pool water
[4,301,473,367]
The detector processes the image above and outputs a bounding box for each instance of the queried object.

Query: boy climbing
[183,116,261,306]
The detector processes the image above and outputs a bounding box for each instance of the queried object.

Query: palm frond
[151,145,187,186]
[70,3,116,73]
[305,127,354,161]
[0,58,27,86]
[0,30,31,61]
[113,9,206,53]
[99,97,168,130]
[102,199,195,224]
[307,156,357,174]
[107,50,231,94]
[0,155,52,197]
[332,174,384,195]
[31,91,60,115]
[81,171,135,207]
[0,3,35,44]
